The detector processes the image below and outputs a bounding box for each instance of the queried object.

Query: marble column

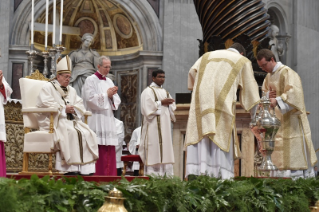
[0,1,12,80]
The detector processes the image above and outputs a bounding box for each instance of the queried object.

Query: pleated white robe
[138,82,176,176]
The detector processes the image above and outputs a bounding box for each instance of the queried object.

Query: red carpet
[6,174,149,182]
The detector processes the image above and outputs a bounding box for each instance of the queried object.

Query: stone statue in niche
[269,24,284,62]
[69,33,100,96]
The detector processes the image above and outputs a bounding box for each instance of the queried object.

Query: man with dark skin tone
[138,69,176,176]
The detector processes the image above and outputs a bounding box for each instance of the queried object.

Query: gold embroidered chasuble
[262,65,317,170]
[185,50,260,154]
[138,84,176,166]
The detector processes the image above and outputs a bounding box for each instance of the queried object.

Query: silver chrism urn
[250,92,281,171]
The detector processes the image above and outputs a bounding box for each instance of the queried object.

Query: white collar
[272,62,283,73]
[97,70,106,78]
[227,48,240,54]
[150,82,162,88]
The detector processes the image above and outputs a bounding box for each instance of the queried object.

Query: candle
[45,0,49,50]
[59,0,63,44]
[53,0,56,46]
[31,0,34,45]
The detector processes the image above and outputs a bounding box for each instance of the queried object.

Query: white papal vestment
[37,80,98,174]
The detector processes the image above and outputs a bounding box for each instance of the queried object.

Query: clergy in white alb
[185,43,260,179]
[257,49,317,178]
[115,118,125,176]
[82,56,121,176]
[128,126,141,176]
[37,56,99,175]
[0,71,13,177]
[138,69,176,176]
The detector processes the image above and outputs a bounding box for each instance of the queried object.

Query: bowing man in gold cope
[36,56,99,175]
[257,49,317,178]
[185,43,260,179]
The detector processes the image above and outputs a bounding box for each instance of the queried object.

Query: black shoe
[64,172,80,175]
[80,173,94,176]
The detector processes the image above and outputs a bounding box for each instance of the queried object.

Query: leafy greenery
[0,175,318,211]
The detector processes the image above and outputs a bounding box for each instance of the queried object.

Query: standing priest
[185,43,260,179]
[37,56,99,175]
[257,49,317,178]
[82,56,121,176]
[138,69,176,176]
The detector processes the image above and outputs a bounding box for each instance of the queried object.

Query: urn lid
[108,188,123,198]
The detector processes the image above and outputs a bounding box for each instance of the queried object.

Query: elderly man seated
[36,55,99,175]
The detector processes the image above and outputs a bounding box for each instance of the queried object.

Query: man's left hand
[270,98,277,108]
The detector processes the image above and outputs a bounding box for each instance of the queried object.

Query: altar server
[82,56,121,176]
[138,69,176,176]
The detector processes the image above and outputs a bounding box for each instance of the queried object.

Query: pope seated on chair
[36,55,99,175]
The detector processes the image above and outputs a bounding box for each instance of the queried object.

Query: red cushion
[121,155,142,162]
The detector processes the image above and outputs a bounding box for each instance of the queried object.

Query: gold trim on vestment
[189,54,249,151]
[282,110,292,169]
[298,116,308,166]
[73,121,84,163]
[148,86,163,163]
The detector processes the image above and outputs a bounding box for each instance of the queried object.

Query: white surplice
[138,82,176,176]
[0,77,12,142]
[82,75,121,146]
[128,126,141,171]
[37,80,98,174]
[115,118,124,169]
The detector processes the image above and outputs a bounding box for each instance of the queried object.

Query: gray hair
[81,33,94,42]
[98,56,111,66]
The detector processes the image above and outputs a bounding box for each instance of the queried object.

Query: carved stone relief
[119,73,138,143]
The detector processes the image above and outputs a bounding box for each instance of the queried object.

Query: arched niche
[266,2,291,64]
[10,0,162,54]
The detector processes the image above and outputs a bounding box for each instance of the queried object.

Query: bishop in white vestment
[0,71,12,177]
[185,43,260,179]
[82,56,121,176]
[37,56,99,175]
[139,70,176,176]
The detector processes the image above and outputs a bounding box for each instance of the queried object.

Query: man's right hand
[107,86,118,98]
[66,105,75,113]
[161,98,175,106]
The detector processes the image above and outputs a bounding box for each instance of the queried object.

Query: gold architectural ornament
[225,39,234,49]
[113,14,133,39]
[252,40,260,59]
[98,188,128,212]
[25,69,49,81]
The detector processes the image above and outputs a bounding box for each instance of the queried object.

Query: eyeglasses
[259,61,269,69]
[102,66,112,69]
[61,75,73,80]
